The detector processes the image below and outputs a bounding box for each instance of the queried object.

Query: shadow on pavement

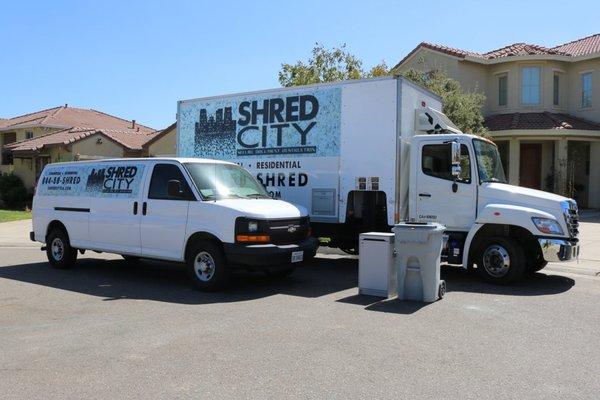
[0,255,575,307]
[336,264,575,314]
[0,255,358,304]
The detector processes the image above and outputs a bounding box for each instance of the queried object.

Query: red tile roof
[0,105,155,134]
[5,127,163,154]
[484,43,568,59]
[394,34,600,68]
[484,112,600,131]
[552,33,600,57]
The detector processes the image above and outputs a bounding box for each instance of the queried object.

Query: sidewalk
[0,219,37,248]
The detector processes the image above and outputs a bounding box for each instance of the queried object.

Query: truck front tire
[46,228,77,269]
[475,236,525,285]
[186,240,229,291]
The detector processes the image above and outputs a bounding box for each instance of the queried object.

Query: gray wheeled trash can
[393,222,446,302]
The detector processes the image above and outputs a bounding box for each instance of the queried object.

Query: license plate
[291,251,304,263]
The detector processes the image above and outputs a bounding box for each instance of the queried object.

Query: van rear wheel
[186,240,229,291]
[46,228,77,269]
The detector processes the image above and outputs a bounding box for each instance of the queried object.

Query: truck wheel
[186,240,229,291]
[529,255,548,273]
[46,228,77,269]
[475,237,525,285]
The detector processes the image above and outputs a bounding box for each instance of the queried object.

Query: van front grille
[266,217,310,245]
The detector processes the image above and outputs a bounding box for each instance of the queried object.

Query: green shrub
[0,173,28,209]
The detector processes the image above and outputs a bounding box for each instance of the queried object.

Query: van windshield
[184,162,270,200]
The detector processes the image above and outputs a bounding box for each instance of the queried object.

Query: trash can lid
[393,221,446,231]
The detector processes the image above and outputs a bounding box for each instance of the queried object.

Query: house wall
[565,58,600,123]
[72,134,125,159]
[147,127,177,156]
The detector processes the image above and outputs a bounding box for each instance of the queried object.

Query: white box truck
[177,76,579,284]
[31,158,317,291]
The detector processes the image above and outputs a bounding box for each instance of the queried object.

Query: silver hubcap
[194,251,216,282]
[51,238,64,261]
[482,245,511,277]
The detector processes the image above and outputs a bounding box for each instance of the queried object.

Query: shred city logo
[194,94,320,156]
[86,165,139,194]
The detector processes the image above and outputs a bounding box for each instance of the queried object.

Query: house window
[498,75,508,106]
[553,74,560,106]
[25,131,33,139]
[521,67,541,105]
[582,72,592,108]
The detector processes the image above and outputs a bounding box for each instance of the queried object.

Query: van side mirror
[451,141,461,179]
[167,179,184,197]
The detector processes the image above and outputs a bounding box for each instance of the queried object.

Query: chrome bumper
[538,238,579,262]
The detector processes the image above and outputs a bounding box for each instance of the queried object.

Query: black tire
[265,267,295,278]
[46,227,77,269]
[475,236,526,285]
[529,254,548,273]
[121,255,141,263]
[185,240,229,291]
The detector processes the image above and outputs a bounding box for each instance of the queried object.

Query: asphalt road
[1,220,599,399]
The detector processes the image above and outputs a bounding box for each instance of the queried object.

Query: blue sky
[1,0,598,129]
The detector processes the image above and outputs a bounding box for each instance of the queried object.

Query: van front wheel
[46,228,77,269]
[186,241,229,291]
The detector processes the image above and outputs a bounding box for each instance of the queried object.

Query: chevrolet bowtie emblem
[287,226,297,233]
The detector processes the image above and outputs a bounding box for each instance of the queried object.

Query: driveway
[1,219,599,399]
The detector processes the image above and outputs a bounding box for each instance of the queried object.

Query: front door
[140,163,194,260]
[519,143,542,189]
[414,141,477,230]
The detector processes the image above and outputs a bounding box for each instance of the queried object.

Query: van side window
[422,144,471,183]
[148,164,194,200]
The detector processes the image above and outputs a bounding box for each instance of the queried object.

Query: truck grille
[563,201,579,239]
[266,217,310,245]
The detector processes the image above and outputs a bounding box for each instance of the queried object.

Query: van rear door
[140,162,193,260]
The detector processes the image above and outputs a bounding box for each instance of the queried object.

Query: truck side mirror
[167,179,184,197]
[451,142,461,179]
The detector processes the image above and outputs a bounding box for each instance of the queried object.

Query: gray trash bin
[393,222,446,302]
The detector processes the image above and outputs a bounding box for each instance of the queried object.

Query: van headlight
[532,217,564,235]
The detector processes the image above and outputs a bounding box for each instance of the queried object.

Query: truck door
[415,141,476,230]
[140,163,193,260]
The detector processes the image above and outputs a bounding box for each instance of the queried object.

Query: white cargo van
[177,76,579,284]
[31,158,317,290]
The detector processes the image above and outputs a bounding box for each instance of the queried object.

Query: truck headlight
[532,217,564,235]
[248,221,258,233]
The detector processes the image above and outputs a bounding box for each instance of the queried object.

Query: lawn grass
[0,209,32,223]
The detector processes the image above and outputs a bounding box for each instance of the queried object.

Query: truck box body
[177,77,440,228]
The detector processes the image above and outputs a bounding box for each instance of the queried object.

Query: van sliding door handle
[142,202,147,216]
[133,201,138,215]
[418,193,432,197]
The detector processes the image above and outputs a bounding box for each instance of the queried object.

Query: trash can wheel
[438,280,446,300]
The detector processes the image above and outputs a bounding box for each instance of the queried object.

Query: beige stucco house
[0,105,159,189]
[394,33,600,208]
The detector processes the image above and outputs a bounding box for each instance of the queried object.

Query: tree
[279,44,487,136]
[395,69,488,135]
[278,43,388,87]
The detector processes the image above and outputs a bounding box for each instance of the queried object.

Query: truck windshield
[472,139,507,183]
[184,163,270,200]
